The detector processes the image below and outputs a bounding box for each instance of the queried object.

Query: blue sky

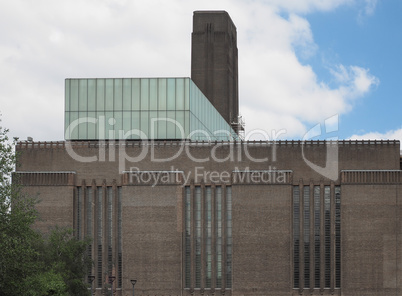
[305,0,402,140]
[0,0,401,142]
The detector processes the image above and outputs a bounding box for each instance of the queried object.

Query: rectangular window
[226,187,232,288]
[184,187,191,288]
[97,187,103,288]
[293,185,340,290]
[314,186,320,289]
[216,186,222,288]
[117,187,123,288]
[107,187,113,275]
[335,187,341,288]
[184,185,232,290]
[76,187,82,239]
[205,186,212,288]
[195,187,202,288]
[293,186,300,289]
[303,186,310,289]
[87,187,93,278]
[324,186,331,288]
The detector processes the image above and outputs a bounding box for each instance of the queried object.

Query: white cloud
[349,128,402,142]
[0,0,383,141]
[363,0,378,16]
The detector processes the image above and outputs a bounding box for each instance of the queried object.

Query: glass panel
[195,186,202,288]
[131,111,140,140]
[105,79,114,111]
[122,111,131,139]
[149,78,158,110]
[149,111,158,139]
[65,79,70,111]
[140,111,149,139]
[70,112,79,140]
[70,79,79,111]
[87,112,96,140]
[97,111,106,140]
[132,79,140,111]
[114,78,123,110]
[184,78,190,110]
[65,112,70,140]
[324,186,331,288]
[88,79,96,111]
[140,79,149,110]
[96,79,105,111]
[184,111,190,136]
[314,186,321,289]
[176,111,185,139]
[176,78,185,110]
[123,78,131,110]
[114,111,123,139]
[105,111,114,140]
[184,187,191,288]
[158,78,167,110]
[293,186,300,289]
[167,78,176,110]
[157,111,167,139]
[166,111,175,139]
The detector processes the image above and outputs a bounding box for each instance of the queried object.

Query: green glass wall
[65,78,236,140]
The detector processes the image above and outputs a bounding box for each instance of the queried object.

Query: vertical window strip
[184,187,191,288]
[226,187,232,288]
[77,187,82,239]
[117,187,123,288]
[335,186,341,288]
[324,186,331,288]
[303,186,310,289]
[195,187,202,288]
[107,187,113,275]
[314,186,320,289]
[293,186,300,289]
[205,186,212,288]
[87,187,93,279]
[97,187,103,288]
[216,186,222,288]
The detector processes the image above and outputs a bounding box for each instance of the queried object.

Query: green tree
[0,122,92,295]
[40,227,92,296]
[0,124,42,295]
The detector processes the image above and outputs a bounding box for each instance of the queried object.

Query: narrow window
[117,187,123,288]
[195,187,202,288]
[77,187,82,239]
[205,186,212,288]
[303,186,310,288]
[335,186,341,288]
[226,187,232,288]
[216,186,223,288]
[87,187,93,279]
[184,187,191,288]
[314,186,320,288]
[97,187,103,288]
[324,186,331,288]
[293,186,300,289]
[107,187,113,275]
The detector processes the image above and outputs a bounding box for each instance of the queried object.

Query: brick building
[16,11,402,296]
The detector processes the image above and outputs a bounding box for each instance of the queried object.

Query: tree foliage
[0,122,91,296]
